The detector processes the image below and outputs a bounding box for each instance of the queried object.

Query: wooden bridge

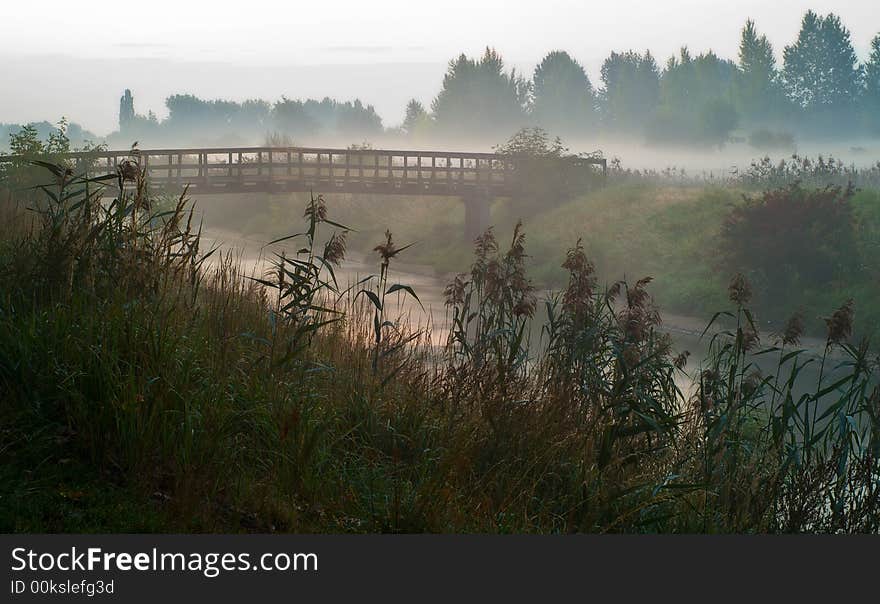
[3,145,607,239]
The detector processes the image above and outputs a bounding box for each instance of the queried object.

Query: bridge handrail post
[267,150,273,185]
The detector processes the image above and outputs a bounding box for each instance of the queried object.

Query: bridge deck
[4,146,607,197]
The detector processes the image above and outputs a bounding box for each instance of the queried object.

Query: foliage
[599,50,660,132]
[738,154,880,189]
[119,89,135,131]
[493,128,604,209]
[1,163,879,533]
[782,11,863,121]
[0,120,99,155]
[401,99,432,139]
[445,224,536,378]
[253,193,351,365]
[680,286,879,532]
[648,49,740,146]
[8,10,880,151]
[272,97,319,140]
[735,20,788,125]
[864,35,880,134]
[109,92,383,147]
[698,98,739,146]
[0,119,105,202]
[720,183,858,316]
[493,127,568,158]
[531,51,597,136]
[431,48,529,139]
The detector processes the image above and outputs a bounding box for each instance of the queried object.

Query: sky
[1,0,877,134]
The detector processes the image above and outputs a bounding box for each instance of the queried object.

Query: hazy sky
[1,0,877,134]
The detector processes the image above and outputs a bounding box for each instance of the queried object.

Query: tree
[401,99,431,137]
[864,34,880,133]
[0,119,87,200]
[649,48,739,145]
[531,51,596,137]
[164,94,215,136]
[336,99,383,139]
[272,97,318,139]
[783,11,862,113]
[431,48,528,139]
[599,50,660,132]
[699,98,739,144]
[109,90,160,146]
[735,20,784,124]
[296,97,383,140]
[493,128,598,210]
[119,89,135,132]
[231,99,270,134]
[493,126,567,158]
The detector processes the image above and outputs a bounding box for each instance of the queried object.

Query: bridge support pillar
[463,190,491,243]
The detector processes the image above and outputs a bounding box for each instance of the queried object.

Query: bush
[0,120,105,204]
[720,183,857,317]
[494,128,605,213]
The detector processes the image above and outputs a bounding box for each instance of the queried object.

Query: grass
[0,160,878,533]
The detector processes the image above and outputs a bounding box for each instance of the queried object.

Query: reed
[0,160,877,533]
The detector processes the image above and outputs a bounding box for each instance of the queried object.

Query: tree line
[406,11,879,146]
[115,91,384,147]
[2,10,878,152]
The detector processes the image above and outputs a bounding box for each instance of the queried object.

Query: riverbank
[203,226,842,356]
[193,182,880,340]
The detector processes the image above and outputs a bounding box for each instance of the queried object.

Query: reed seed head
[444,273,468,306]
[304,194,328,223]
[374,230,399,267]
[674,350,691,370]
[778,311,805,346]
[728,273,752,306]
[824,299,854,346]
[323,231,347,267]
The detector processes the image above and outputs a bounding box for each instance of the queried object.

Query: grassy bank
[1,164,878,533]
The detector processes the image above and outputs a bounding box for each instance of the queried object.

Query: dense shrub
[720,183,858,316]
[494,128,605,213]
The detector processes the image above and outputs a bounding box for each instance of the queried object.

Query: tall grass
[0,160,877,533]
[605,153,880,189]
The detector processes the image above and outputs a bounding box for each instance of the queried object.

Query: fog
[2,0,878,136]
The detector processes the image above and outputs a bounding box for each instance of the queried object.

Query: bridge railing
[1,146,607,196]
